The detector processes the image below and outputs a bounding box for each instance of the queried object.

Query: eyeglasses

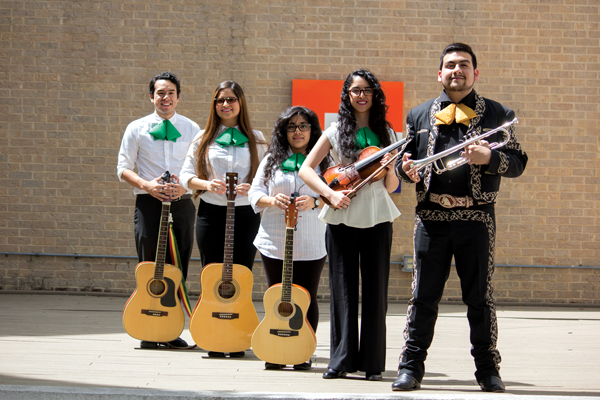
[286,123,311,132]
[349,87,374,96]
[214,97,238,105]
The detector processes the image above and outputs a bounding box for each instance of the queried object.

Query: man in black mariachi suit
[392,43,528,393]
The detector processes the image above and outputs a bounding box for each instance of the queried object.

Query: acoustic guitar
[251,194,316,365]
[189,172,259,353]
[122,171,185,343]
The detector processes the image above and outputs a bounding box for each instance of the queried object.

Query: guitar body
[189,262,259,352]
[122,261,184,342]
[252,283,316,365]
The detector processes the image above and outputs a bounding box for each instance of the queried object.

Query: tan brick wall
[1,0,599,305]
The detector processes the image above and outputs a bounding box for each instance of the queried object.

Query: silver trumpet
[409,117,517,175]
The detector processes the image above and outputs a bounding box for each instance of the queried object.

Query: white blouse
[319,123,401,228]
[180,124,268,207]
[249,152,327,261]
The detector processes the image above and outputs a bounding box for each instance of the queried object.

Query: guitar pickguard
[289,304,304,330]
[160,277,177,308]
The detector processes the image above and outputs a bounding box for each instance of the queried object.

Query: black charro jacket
[395,90,528,206]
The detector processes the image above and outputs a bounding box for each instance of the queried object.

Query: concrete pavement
[1,293,599,399]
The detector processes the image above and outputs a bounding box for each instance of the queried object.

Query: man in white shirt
[117,72,200,349]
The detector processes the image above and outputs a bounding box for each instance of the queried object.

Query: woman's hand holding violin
[381,151,396,172]
[326,190,352,210]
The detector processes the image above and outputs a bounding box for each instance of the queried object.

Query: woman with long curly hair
[299,69,401,381]
[248,106,331,371]
[180,81,268,357]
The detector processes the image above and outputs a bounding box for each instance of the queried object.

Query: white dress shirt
[319,123,401,228]
[117,112,200,195]
[249,151,327,261]
[180,124,268,207]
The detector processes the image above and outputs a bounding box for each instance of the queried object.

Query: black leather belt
[137,194,192,202]
[171,194,192,202]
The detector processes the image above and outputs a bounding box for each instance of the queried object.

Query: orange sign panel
[292,79,404,134]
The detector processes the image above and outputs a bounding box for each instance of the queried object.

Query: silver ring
[213,187,217,191]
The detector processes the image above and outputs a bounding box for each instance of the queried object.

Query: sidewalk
[1,293,599,400]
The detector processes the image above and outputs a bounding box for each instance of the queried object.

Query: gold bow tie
[434,103,477,126]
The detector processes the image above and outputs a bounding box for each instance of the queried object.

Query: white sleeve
[179,132,203,191]
[116,123,139,181]
[248,154,271,213]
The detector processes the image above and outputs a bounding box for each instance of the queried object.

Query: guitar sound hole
[149,280,166,296]
[218,281,236,299]
[278,302,293,318]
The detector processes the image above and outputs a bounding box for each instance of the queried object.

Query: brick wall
[1,0,599,305]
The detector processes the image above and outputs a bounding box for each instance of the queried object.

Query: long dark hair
[193,80,266,198]
[337,69,392,160]
[263,106,331,184]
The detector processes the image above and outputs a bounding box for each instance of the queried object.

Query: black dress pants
[398,206,501,382]
[134,195,196,279]
[326,221,393,374]
[195,200,260,270]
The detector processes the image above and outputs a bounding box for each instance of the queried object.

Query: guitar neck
[354,137,407,170]
[222,172,238,282]
[154,202,171,280]
[281,227,294,303]
[222,200,235,282]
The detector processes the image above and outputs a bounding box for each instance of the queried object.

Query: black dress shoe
[293,359,312,371]
[207,351,226,358]
[229,351,245,358]
[366,372,382,381]
[322,368,347,379]
[391,373,421,391]
[140,340,158,349]
[478,375,505,392]
[167,337,188,348]
[265,362,285,370]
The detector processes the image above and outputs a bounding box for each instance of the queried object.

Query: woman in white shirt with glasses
[248,106,331,371]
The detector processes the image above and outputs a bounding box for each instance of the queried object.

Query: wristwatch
[312,196,321,210]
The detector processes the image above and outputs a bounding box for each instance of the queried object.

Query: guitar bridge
[141,309,168,317]
[269,329,299,337]
[212,312,239,319]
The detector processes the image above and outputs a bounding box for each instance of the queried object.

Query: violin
[322,138,407,191]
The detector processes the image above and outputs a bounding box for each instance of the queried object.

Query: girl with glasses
[299,69,401,382]
[180,80,268,358]
[248,106,331,371]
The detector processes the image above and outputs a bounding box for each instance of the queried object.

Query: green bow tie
[215,127,248,148]
[281,153,306,173]
[148,120,181,142]
[355,127,380,149]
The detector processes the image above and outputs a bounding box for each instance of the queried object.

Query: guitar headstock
[225,172,238,201]
[284,192,299,229]
[159,170,172,185]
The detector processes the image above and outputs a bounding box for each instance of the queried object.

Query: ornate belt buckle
[438,194,457,208]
